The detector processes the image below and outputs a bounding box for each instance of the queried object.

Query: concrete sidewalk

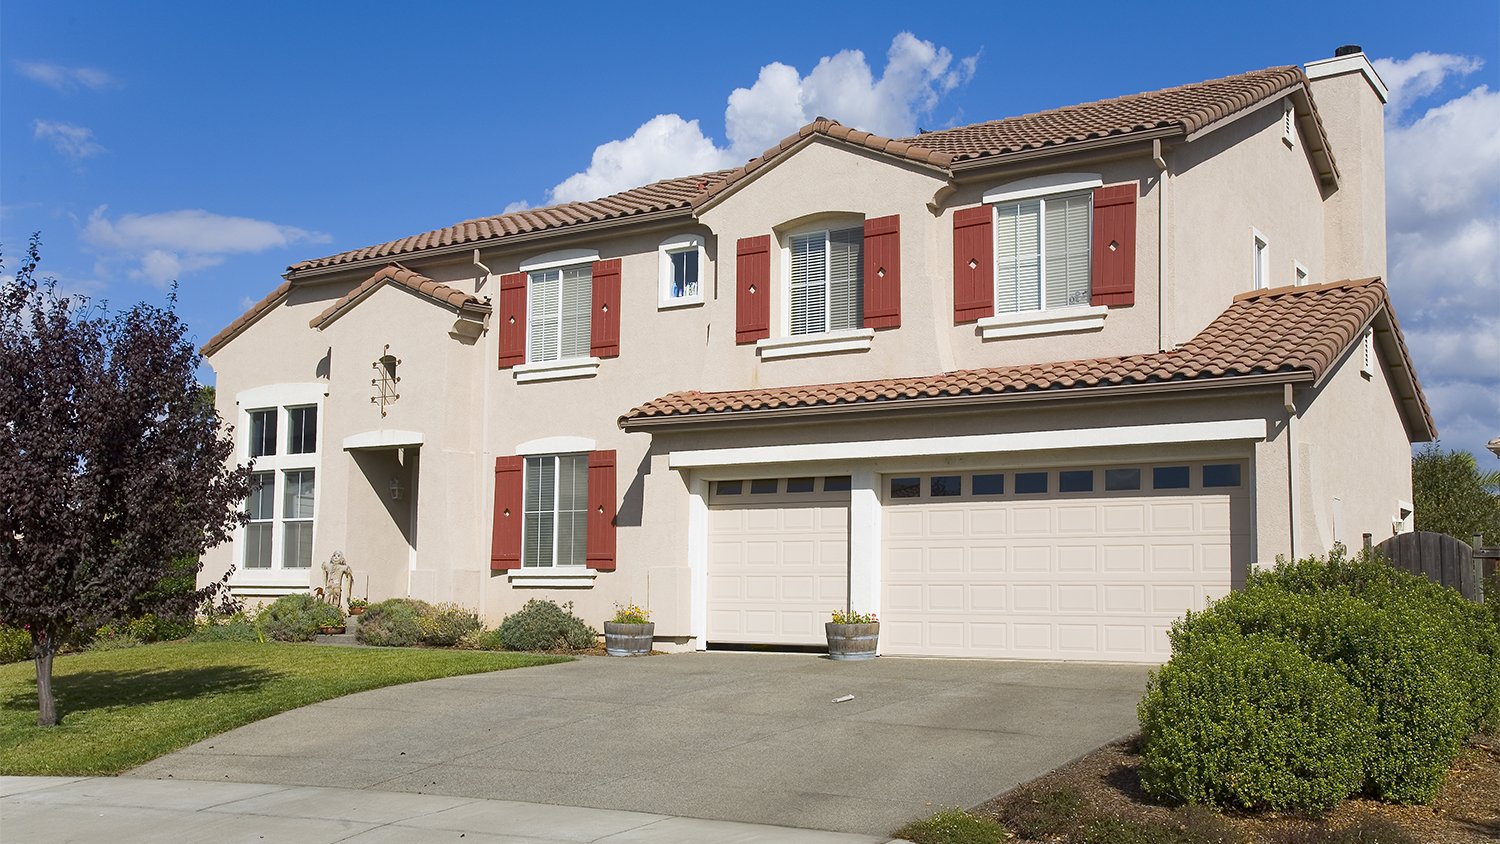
[0,776,903,843]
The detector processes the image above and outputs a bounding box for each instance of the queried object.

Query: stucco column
[848,466,882,650]
[686,473,709,651]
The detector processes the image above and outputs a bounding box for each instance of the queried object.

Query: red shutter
[585,450,617,571]
[590,258,621,358]
[735,235,771,344]
[1091,184,1137,308]
[953,206,994,323]
[490,456,522,570]
[863,215,901,330]
[497,272,528,368]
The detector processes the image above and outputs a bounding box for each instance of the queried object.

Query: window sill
[513,357,602,384]
[658,295,704,310]
[978,306,1107,340]
[507,570,598,588]
[757,328,875,360]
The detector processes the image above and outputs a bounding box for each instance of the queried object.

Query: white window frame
[658,234,706,309]
[233,383,325,586]
[521,453,589,572]
[778,219,866,339]
[1252,229,1270,290]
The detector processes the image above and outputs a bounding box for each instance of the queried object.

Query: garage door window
[824,476,852,492]
[973,473,1005,495]
[787,477,816,493]
[1105,468,1141,491]
[1016,472,1049,494]
[716,481,743,495]
[1203,464,1243,487]
[890,477,920,498]
[884,462,1247,502]
[1153,466,1190,490]
[1058,470,1094,493]
[750,479,779,494]
[930,475,962,497]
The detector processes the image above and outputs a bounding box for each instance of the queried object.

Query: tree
[1412,442,1500,546]
[0,236,251,726]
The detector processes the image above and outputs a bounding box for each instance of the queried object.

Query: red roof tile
[309,263,488,330]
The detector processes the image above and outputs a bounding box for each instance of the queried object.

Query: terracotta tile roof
[621,278,1435,440]
[289,171,735,275]
[200,280,290,357]
[901,66,1309,162]
[309,263,489,330]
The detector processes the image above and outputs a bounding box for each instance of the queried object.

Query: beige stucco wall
[1167,96,1329,343]
[1308,69,1388,283]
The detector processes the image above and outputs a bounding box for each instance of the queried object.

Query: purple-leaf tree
[0,236,252,727]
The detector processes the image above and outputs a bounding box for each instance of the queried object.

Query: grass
[0,641,569,775]
[894,807,1010,844]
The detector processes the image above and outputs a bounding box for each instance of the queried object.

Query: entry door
[707,476,851,645]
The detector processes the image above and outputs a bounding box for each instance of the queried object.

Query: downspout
[1153,139,1170,351]
[1284,383,1298,560]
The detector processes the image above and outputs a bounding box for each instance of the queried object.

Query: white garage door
[882,461,1249,662]
[708,476,850,645]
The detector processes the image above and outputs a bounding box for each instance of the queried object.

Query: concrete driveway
[129,652,1148,835]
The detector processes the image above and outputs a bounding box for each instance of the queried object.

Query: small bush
[894,808,1009,844]
[356,598,430,647]
[998,785,1086,839]
[256,594,344,642]
[0,626,31,664]
[497,599,597,652]
[188,615,261,642]
[418,603,483,646]
[1139,631,1372,811]
[88,628,144,651]
[468,627,508,651]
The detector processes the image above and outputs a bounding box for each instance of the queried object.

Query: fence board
[1374,531,1482,601]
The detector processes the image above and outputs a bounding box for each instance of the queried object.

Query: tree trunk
[33,632,57,727]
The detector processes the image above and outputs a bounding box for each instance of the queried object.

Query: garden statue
[321,551,354,611]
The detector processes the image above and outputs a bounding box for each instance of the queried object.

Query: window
[523,454,589,568]
[281,469,316,568]
[1203,464,1242,488]
[244,472,274,569]
[890,477,920,498]
[1252,231,1269,289]
[823,476,852,492]
[931,476,961,497]
[287,406,317,454]
[750,479,778,494]
[995,192,1091,313]
[528,264,593,363]
[1059,470,1094,493]
[249,409,277,458]
[659,235,705,307]
[1015,472,1049,494]
[787,477,816,493]
[973,473,1005,495]
[1105,468,1141,491]
[1153,466,1190,490]
[716,480,743,496]
[789,226,863,335]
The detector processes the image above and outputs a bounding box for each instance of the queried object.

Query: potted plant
[826,609,879,660]
[603,603,653,656]
[348,598,368,616]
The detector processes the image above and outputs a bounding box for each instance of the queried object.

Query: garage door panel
[882,463,1247,662]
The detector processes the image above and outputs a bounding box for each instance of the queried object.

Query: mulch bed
[977,735,1499,844]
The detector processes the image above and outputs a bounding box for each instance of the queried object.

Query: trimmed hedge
[257,594,344,642]
[497,599,597,652]
[1143,547,1500,811]
[1139,631,1372,811]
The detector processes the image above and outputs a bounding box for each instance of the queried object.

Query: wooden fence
[1370,531,1489,602]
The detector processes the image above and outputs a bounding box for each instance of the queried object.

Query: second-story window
[248,408,277,458]
[287,405,318,454]
[994,192,1091,313]
[658,234,705,308]
[789,226,863,335]
[529,263,593,363]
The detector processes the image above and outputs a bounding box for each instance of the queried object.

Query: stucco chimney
[1305,47,1390,283]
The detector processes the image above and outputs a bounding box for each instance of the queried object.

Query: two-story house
[199,47,1432,662]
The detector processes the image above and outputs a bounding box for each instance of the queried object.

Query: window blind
[522,454,589,568]
[556,454,589,567]
[523,456,555,568]
[789,232,827,336]
[527,266,593,362]
[559,265,593,359]
[996,200,1041,313]
[1044,194,1091,309]
[828,226,863,330]
[790,226,863,335]
[528,269,561,362]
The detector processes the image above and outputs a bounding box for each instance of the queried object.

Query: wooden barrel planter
[604,622,654,656]
[826,622,879,660]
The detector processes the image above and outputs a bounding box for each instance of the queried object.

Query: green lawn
[0,641,569,775]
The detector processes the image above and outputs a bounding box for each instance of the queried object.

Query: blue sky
[2,1,1497,459]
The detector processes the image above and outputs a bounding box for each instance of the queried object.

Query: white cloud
[14,60,118,92]
[546,32,977,204]
[1376,52,1500,459]
[33,120,106,159]
[502,200,533,214]
[84,207,330,286]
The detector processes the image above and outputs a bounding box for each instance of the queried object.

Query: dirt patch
[977,735,1499,844]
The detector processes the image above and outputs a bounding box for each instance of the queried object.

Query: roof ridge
[1233,276,1383,301]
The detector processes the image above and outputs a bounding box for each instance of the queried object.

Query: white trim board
[343,429,425,451]
[668,419,1269,470]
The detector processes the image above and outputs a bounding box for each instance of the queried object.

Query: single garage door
[881,461,1249,662]
[707,476,851,646]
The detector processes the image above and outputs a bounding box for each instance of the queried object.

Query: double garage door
[707,462,1248,662]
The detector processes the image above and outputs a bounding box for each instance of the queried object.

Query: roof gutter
[945,126,1183,174]
[283,206,697,282]
[620,370,1313,433]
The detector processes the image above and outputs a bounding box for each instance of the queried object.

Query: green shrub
[419,603,483,646]
[0,626,32,664]
[997,785,1086,839]
[188,616,260,642]
[87,628,144,650]
[256,594,344,642]
[497,599,597,652]
[122,612,194,643]
[355,598,430,647]
[462,627,507,651]
[893,808,1009,844]
[1139,631,1372,811]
